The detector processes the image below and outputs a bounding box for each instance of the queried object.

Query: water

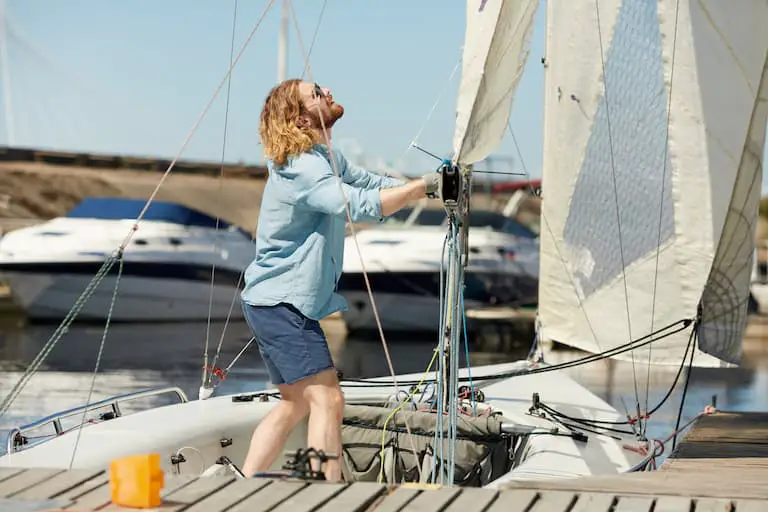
[1,318,767,457]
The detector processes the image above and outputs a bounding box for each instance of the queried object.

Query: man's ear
[296,114,311,129]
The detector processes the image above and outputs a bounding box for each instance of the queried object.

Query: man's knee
[293,368,344,416]
[307,385,343,412]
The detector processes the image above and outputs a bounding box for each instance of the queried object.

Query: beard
[309,102,344,129]
[328,103,344,124]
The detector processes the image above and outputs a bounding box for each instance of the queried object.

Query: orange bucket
[109,453,165,508]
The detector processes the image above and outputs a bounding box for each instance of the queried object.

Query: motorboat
[0,197,254,322]
[339,206,539,333]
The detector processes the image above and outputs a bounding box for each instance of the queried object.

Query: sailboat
[1,0,767,490]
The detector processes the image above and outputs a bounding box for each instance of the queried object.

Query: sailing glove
[422,171,441,199]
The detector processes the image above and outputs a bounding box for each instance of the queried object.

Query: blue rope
[432,230,449,484]
[460,290,477,416]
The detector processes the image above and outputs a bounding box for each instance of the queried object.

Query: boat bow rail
[5,386,188,455]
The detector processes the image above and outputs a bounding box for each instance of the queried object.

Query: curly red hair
[259,79,321,166]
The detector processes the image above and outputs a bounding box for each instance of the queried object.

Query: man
[240,78,439,481]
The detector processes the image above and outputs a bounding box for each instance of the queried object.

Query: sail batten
[452,0,538,165]
[537,0,768,368]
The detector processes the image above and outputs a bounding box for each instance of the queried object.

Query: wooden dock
[1,410,766,511]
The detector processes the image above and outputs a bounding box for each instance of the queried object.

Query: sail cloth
[452,0,538,165]
[537,0,768,367]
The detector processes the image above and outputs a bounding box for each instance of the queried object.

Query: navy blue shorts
[242,301,335,385]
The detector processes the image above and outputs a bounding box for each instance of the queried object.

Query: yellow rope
[377,349,439,484]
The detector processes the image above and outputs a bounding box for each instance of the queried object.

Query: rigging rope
[203,0,239,395]
[291,4,399,395]
[377,348,439,484]
[672,319,697,451]
[0,251,121,419]
[592,0,641,427]
[532,319,698,437]
[287,0,328,81]
[339,317,694,388]
[69,255,125,469]
[433,216,464,484]
[644,0,683,439]
[403,56,462,164]
[448,214,465,484]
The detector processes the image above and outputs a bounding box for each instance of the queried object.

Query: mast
[435,160,472,485]
[0,0,14,146]
[276,0,288,82]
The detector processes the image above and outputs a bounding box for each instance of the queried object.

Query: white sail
[452,0,538,165]
[537,0,768,367]
[689,5,768,365]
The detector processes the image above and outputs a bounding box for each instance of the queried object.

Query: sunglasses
[312,83,326,99]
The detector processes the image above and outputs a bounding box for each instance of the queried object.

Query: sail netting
[537,0,768,367]
[452,0,539,165]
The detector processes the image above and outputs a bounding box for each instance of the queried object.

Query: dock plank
[653,496,694,512]
[484,489,538,512]
[0,496,72,511]
[736,499,768,512]
[56,476,108,503]
[317,481,385,512]
[694,498,736,512]
[62,480,111,510]
[2,410,768,511]
[569,493,616,512]
[613,496,654,511]
[0,468,63,498]
[11,468,104,500]
[227,479,307,512]
[73,474,196,511]
[500,471,768,500]
[442,487,497,512]
[528,490,577,511]
[271,481,346,512]
[123,475,234,512]
[368,486,421,512]
[401,487,461,511]
[680,412,768,444]
[183,478,273,512]
[671,442,768,460]
[0,467,25,482]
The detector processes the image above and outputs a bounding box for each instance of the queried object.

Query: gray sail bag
[340,404,514,486]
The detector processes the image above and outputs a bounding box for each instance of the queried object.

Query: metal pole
[277,0,288,82]
[0,0,14,146]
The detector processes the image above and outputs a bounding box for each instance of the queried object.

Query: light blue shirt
[241,144,404,320]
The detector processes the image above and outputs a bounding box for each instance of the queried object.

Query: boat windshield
[384,207,537,239]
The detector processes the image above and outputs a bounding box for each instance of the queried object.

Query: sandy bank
[0,162,267,233]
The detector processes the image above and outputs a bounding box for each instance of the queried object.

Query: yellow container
[109,453,165,508]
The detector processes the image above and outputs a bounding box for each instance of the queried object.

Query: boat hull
[340,289,484,332]
[0,361,648,487]
[0,261,245,322]
[338,269,538,333]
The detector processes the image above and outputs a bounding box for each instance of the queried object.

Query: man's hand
[380,173,441,217]
[422,171,441,199]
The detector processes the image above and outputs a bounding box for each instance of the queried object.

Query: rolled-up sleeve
[331,148,406,190]
[291,154,383,222]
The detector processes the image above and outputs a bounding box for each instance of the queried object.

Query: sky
[1,0,545,180]
[2,1,766,189]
